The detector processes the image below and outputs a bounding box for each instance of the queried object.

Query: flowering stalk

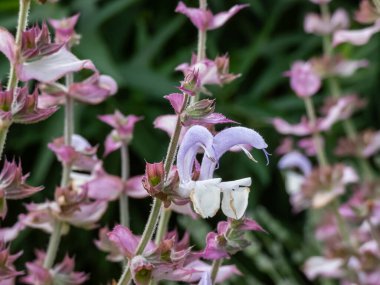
[43,73,74,269]
[119,143,130,227]
[0,0,31,161]
[319,2,375,180]
[117,103,187,285]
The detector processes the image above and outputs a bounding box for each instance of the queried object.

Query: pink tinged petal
[103,131,122,157]
[85,172,123,201]
[303,257,344,280]
[190,179,221,218]
[164,93,185,114]
[272,117,312,136]
[309,0,331,4]
[0,220,25,242]
[285,61,321,97]
[177,125,215,183]
[69,74,117,104]
[333,20,380,46]
[278,151,312,176]
[203,232,229,260]
[108,225,140,259]
[208,5,250,30]
[341,166,359,184]
[169,202,198,219]
[363,131,380,157]
[220,178,251,220]
[355,0,380,24]
[183,112,237,127]
[333,59,368,77]
[318,97,352,131]
[239,218,266,232]
[200,126,268,180]
[304,9,349,35]
[175,2,213,31]
[60,201,107,229]
[154,114,179,137]
[0,28,15,64]
[17,48,96,83]
[49,13,80,43]
[187,260,241,283]
[125,175,149,199]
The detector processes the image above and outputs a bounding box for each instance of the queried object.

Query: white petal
[221,187,249,219]
[284,171,305,195]
[190,180,221,218]
[219,177,252,190]
[18,48,95,83]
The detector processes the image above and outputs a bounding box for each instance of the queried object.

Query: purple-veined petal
[333,19,380,46]
[177,125,215,183]
[0,28,15,64]
[278,151,312,176]
[17,48,96,83]
[108,225,139,259]
[200,126,267,180]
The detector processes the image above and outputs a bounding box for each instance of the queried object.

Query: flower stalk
[117,108,187,285]
[119,143,130,227]
[44,73,74,269]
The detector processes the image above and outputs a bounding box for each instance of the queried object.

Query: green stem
[331,200,353,249]
[304,97,328,166]
[43,221,62,268]
[7,0,31,91]
[119,144,130,227]
[44,74,74,269]
[155,208,171,244]
[0,127,9,161]
[210,259,223,284]
[117,113,186,285]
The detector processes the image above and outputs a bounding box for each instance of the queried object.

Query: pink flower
[94,227,124,262]
[99,111,142,156]
[175,2,249,31]
[284,61,321,98]
[22,251,88,285]
[0,87,57,127]
[355,0,380,24]
[176,55,240,89]
[0,241,23,282]
[333,19,380,46]
[303,256,344,280]
[0,159,44,219]
[0,25,95,83]
[49,14,81,46]
[304,9,349,35]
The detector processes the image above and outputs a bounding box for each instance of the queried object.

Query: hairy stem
[120,144,130,227]
[44,74,74,269]
[155,208,172,244]
[0,0,31,160]
[117,113,185,285]
[7,0,31,91]
[210,259,223,284]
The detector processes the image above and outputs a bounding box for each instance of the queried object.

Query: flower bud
[182,99,215,123]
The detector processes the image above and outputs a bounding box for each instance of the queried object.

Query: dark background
[0,0,379,284]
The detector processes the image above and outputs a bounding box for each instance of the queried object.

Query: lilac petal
[278,151,312,176]
[272,117,312,136]
[209,5,249,30]
[108,225,140,259]
[0,220,25,242]
[200,126,267,180]
[0,28,15,64]
[164,93,185,114]
[198,272,212,285]
[333,19,380,46]
[125,175,149,199]
[186,260,241,283]
[17,48,96,83]
[177,125,215,183]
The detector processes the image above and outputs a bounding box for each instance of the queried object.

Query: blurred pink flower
[304,9,349,35]
[333,19,380,46]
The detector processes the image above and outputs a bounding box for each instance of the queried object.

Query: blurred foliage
[0,0,380,284]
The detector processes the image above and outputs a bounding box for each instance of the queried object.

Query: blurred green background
[1,0,380,284]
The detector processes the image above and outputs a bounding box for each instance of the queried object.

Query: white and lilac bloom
[177,125,268,219]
